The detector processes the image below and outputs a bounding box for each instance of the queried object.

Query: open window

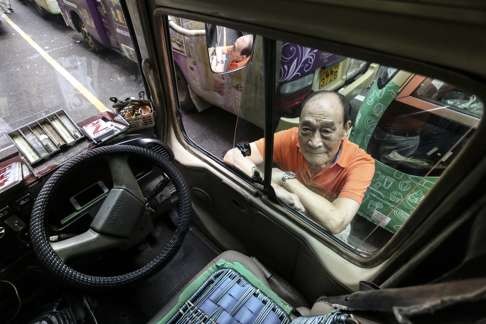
[272,65,483,254]
[163,14,484,260]
[168,16,264,171]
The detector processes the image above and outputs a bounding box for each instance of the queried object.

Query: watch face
[282,171,296,182]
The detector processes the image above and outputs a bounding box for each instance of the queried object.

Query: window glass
[376,66,398,89]
[0,0,144,158]
[272,64,483,254]
[368,100,474,177]
[166,15,484,256]
[168,16,264,178]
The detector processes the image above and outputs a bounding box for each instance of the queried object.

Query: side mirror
[205,24,254,73]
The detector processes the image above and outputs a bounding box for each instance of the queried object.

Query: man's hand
[223,143,264,178]
[282,178,360,234]
[270,168,305,212]
[271,167,286,186]
[272,183,306,213]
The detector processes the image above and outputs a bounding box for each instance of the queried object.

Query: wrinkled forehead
[300,94,344,125]
[300,116,336,129]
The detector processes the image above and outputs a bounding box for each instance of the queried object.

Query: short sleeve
[338,156,375,204]
[254,128,298,167]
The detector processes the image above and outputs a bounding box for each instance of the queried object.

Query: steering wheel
[30,145,191,288]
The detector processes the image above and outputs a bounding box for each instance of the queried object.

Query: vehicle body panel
[57,0,137,61]
[35,0,61,14]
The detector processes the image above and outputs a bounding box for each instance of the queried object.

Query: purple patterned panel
[279,42,319,82]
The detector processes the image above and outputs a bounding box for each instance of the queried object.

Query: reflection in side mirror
[205,24,254,73]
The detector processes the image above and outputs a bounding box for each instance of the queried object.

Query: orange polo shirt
[255,127,375,204]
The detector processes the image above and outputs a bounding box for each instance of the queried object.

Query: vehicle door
[79,0,110,46]
[124,0,486,302]
[97,0,137,60]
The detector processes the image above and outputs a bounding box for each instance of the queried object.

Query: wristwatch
[236,143,251,157]
[281,171,296,183]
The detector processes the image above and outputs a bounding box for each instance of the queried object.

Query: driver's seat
[148,251,344,324]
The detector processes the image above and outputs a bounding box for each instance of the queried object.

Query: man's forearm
[282,178,346,234]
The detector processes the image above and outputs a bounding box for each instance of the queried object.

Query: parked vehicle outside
[29,0,61,16]
[57,0,136,60]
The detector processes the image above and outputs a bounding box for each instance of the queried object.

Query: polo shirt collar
[336,138,351,168]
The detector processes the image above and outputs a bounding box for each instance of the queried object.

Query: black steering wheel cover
[30,145,191,288]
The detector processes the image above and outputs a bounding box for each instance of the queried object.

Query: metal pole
[263,37,277,200]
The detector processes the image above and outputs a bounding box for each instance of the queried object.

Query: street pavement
[0,0,143,157]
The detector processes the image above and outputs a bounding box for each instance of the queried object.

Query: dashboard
[0,177,37,269]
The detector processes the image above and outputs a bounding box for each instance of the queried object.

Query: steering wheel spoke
[90,186,145,238]
[88,155,146,238]
[51,229,122,262]
[107,155,144,200]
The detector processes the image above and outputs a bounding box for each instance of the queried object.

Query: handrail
[168,17,205,36]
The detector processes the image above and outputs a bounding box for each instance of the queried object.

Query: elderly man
[224,91,375,235]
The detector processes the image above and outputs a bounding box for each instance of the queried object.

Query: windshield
[0,3,144,159]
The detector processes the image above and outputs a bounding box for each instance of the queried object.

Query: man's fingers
[290,193,306,213]
[222,149,233,164]
[274,186,293,203]
[272,184,306,212]
[295,202,306,213]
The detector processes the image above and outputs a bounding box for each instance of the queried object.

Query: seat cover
[150,251,293,324]
[165,267,292,323]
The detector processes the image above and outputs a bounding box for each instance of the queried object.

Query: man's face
[298,94,350,169]
[234,35,253,54]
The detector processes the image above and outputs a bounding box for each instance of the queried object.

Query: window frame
[152,8,486,268]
